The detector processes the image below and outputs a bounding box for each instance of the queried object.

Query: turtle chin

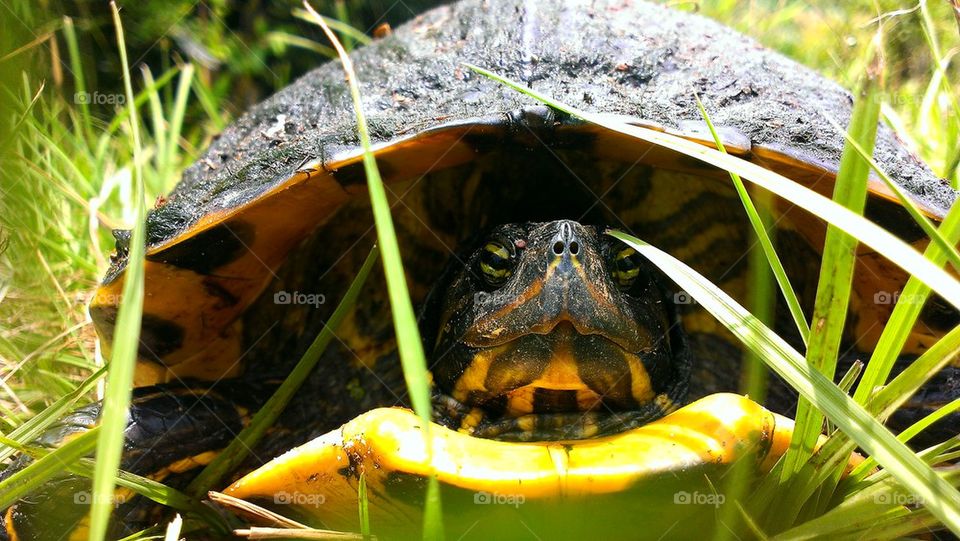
[452,322,661,415]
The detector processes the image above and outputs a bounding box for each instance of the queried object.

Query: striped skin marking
[627,354,656,405]
[576,389,602,411]
[457,276,545,340]
[158,450,219,476]
[66,519,87,541]
[451,349,499,404]
[459,408,486,432]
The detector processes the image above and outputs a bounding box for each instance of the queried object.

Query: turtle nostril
[553,241,564,255]
[569,241,580,255]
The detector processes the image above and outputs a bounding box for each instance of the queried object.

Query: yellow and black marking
[478,241,513,284]
[92,126,483,385]
[611,246,642,288]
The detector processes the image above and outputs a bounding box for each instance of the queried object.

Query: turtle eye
[478,241,513,286]
[610,246,642,290]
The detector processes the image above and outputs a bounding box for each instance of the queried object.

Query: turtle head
[426,219,690,439]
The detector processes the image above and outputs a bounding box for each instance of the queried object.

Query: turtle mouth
[450,321,661,416]
[462,316,645,354]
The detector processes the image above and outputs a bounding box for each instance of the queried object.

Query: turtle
[3,0,959,539]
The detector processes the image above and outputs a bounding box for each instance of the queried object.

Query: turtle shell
[90,0,956,389]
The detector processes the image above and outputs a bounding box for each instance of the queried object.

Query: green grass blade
[919,0,960,139]
[334,0,354,50]
[189,75,228,132]
[854,201,960,405]
[61,16,91,140]
[782,38,881,480]
[851,397,960,480]
[694,94,809,345]
[265,32,336,58]
[826,361,864,435]
[819,112,960,271]
[0,426,99,510]
[304,0,432,442]
[837,361,863,395]
[358,472,370,538]
[305,6,442,538]
[0,82,45,156]
[423,475,443,541]
[83,461,199,513]
[164,63,194,184]
[894,398,960,449]
[142,67,167,179]
[774,469,960,540]
[116,527,163,541]
[88,4,147,539]
[869,325,960,420]
[464,64,960,311]
[0,365,106,463]
[607,229,960,536]
[186,246,379,496]
[103,67,181,136]
[292,8,371,47]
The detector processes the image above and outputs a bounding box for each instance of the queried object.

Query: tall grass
[87,4,148,539]
[302,5,443,538]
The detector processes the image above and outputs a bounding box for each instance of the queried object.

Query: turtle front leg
[0,380,275,541]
